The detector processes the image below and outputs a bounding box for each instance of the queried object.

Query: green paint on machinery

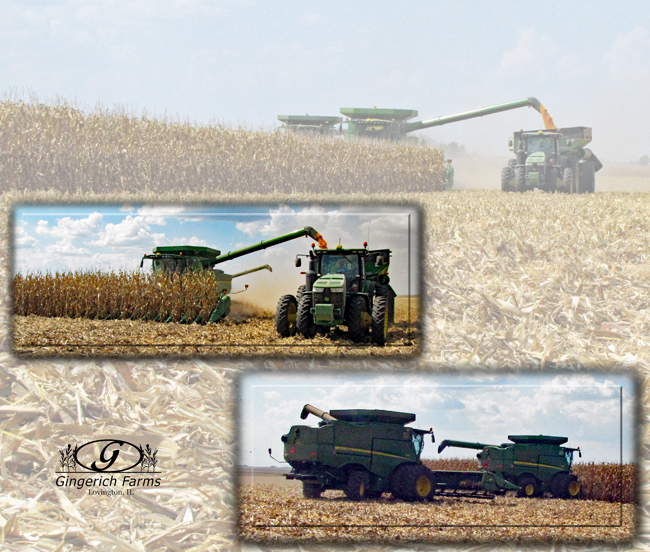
[280,404,437,501]
[438,435,582,499]
[340,97,555,142]
[274,243,395,345]
[140,226,327,323]
[277,115,343,136]
[501,127,603,193]
[276,404,521,501]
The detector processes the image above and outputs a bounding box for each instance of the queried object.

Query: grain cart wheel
[302,482,323,499]
[391,464,435,501]
[345,469,369,501]
[551,472,581,499]
[501,166,513,192]
[275,295,298,337]
[371,295,389,346]
[578,163,595,194]
[346,295,370,343]
[563,167,574,194]
[515,166,526,193]
[296,294,317,338]
[517,475,541,498]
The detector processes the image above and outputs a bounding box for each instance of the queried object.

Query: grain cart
[277,404,520,501]
[501,127,603,193]
[438,434,582,498]
[277,115,343,136]
[140,227,327,323]
[281,404,437,501]
[275,243,395,345]
[340,97,556,142]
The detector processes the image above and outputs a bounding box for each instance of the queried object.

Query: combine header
[277,115,343,136]
[140,227,327,323]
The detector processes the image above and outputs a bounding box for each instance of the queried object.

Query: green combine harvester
[501,126,603,193]
[438,434,582,498]
[275,243,395,345]
[276,404,520,501]
[339,97,556,142]
[140,226,327,323]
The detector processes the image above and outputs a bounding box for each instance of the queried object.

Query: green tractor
[501,127,603,193]
[275,243,395,345]
[438,434,582,499]
[281,404,437,501]
[140,226,327,323]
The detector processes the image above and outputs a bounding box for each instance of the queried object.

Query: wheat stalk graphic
[58,444,78,472]
[140,444,158,472]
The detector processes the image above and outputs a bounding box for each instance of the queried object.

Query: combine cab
[501,127,603,193]
[275,243,395,345]
[140,227,327,323]
[438,434,582,499]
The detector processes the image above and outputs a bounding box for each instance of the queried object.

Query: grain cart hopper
[438,434,582,498]
[501,127,603,193]
[275,243,395,345]
[140,227,327,323]
[280,404,437,501]
[340,97,556,142]
[277,115,343,136]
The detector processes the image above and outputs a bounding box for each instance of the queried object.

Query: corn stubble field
[0,100,649,550]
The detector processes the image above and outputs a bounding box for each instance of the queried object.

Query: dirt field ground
[12,296,420,357]
[238,469,634,545]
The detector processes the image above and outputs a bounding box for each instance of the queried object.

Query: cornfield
[13,270,226,323]
[0,100,445,195]
[423,459,636,503]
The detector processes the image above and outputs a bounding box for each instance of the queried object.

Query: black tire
[508,159,517,169]
[563,167,574,194]
[296,285,306,304]
[375,285,395,325]
[367,490,383,499]
[551,472,581,499]
[275,295,297,337]
[345,469,369,501]
[501,166,513,192]
[371,295,389,346]
[296,294,317,338]
[578,162,595,193]
[391,464,436,502]
[302,482,323,499]
[346,295,369,343]
[515,166,526,192]
[517,475,541,498]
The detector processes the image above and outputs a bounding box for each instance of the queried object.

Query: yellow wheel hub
[416,475,431,496]
[568,480,580,496]
[525,484,535,496]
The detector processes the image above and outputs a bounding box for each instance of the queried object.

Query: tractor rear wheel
[371,295,389,346]
[501,166,513,192]
[517,475,541,498]
[515,166,526,192]
[551,472,580,499]
[302,482,323,499]
[275,295,297,337]
[346,296,369,343]
[296,294,317,338]
[345,469,369,501]
[296,285,306,304]
[391,464,436,501]
[563,167,574,193]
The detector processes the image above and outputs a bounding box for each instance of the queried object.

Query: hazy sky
[239,371,636,467]
[1,1,648,161]
[13,203,419,304]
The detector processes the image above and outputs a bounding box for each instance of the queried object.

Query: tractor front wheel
[515,166,526,193]
[371,295,389,346]
[345,469,369,501]
[275,295,297,337]
[563,167,574,193]
[346,296,369,343]
[296,294,317,338]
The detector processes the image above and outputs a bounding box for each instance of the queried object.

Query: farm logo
[56,439,161,496]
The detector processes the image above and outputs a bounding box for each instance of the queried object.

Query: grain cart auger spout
[438,435,582,499]
[275,242,396,345]
[140,227,327,323]
[282,404,437,501]
[340,97,556,142]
